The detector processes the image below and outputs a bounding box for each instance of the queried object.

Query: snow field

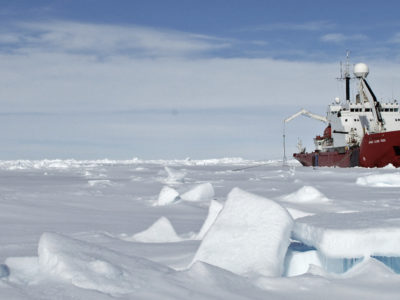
[192,188,293,277]
[1,159,400,299]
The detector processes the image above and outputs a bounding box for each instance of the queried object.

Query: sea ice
[192,188,293,277]
[196,200,224,240]
[281,186,330,203]
[155,186,180,206]
[356,173,400,187]
[181,183,215,202]
[123,217,182,243]
[293,209,400,258]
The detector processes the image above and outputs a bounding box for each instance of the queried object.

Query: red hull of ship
[294,130,400,168]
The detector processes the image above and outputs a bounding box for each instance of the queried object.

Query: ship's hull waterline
[294,130,400,168]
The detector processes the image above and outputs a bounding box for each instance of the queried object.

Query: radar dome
[354,63,369,78]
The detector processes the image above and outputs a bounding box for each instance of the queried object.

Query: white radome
[354,63,369,78]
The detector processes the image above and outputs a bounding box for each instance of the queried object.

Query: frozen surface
[1,159,400,299]
[192,188,293,277]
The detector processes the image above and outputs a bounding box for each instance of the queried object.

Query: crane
[283,109,327,164]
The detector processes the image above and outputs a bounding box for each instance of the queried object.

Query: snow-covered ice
[281,185,330,203]
[155,186,180,206]
[196,200,224,239]
[293,209,400,258]
[192,188,293,277]
[163,166,186,184]
[181,182,215,202]
[356,173,400,187]
[1,159,400,299]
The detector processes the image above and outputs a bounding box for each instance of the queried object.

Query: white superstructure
[286,61,400,153]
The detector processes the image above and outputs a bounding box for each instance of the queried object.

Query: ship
[284,57,400,168]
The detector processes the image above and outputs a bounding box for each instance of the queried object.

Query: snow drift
[37,232,172,295]
[281,186,330,204]
[123,217,182,243]
[192,188,293,277]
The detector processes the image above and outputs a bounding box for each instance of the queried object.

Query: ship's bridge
[326,100,400,148]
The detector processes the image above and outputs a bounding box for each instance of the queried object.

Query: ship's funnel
[354,63,369,78]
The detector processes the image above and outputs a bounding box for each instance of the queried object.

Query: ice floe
[181,183,215,202]
[192,188,293,277]
[356,173,400,187]
[293,209,400,258]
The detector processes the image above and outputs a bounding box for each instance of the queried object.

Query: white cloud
[320,33,368,43]
[4,21,230,57]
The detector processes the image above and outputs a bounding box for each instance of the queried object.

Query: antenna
[283,121,287,165]
[345,50,350,78]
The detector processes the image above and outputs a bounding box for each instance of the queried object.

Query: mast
[345,50,351,102]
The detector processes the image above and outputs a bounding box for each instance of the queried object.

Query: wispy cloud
[242,21,335,32]
[0,21,231,58]
[320,33,368,43]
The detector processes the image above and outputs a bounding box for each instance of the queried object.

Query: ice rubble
[164,166,186,184]
[192,188,293,277]
[196,200,224,240]
[356,173,400,187]
[181,183,215,202]
[155,186,180,206]
[281,186,330,203]
[123,217,182,243]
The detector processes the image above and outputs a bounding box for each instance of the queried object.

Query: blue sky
[1,1,400,160]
